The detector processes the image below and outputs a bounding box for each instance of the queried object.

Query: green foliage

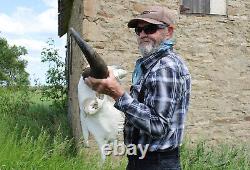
[0,87,30,135]
[0,88,249,169]
[0,88,126,169]
[181,140,250,170]
[40,38,67,111]
[0,37,29,87]
[0,87,70,141]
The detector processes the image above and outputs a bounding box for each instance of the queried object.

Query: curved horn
[69,27,109,79]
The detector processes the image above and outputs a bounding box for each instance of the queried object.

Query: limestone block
[97,10,114,18]
[228,5,238,16]
[82,19,107,42]
[84,0,100,18]
[130,1,148,15]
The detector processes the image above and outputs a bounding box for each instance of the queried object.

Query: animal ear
[109,65,124,70]
[113,68,127,81]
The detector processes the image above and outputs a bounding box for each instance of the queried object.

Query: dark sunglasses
[134,24,168,36]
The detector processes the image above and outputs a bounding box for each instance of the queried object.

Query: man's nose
[139,30,147,37]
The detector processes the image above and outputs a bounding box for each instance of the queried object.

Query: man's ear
[166,26,174,39]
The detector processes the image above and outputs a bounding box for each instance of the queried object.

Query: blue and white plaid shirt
[114,46,191,152]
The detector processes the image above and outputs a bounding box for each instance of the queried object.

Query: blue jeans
[126,148,181,170]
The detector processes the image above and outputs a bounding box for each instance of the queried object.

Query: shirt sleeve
[114,67,180,139]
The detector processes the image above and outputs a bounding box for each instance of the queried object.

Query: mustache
[139,36,153,41]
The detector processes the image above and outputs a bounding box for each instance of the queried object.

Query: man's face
[136,21,168,57]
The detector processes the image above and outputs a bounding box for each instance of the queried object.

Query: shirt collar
[139,48,171,73]
[138,39,174,72]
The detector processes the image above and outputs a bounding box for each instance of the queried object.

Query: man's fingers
[96,85,104,93]
[85,77,105,91]
[85,77,102,84]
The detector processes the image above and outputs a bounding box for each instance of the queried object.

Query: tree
[0,37,29,87]
[41,38,67,111]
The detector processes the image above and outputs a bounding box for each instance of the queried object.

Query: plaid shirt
[114,49,191,152]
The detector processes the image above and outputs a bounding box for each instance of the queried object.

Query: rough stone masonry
[68,0,250,145]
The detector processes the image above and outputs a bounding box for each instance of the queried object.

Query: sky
[0,0,66,85]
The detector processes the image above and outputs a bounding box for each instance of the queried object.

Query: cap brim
[127,18,164,28]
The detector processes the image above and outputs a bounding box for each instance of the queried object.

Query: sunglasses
[134,24,168,36]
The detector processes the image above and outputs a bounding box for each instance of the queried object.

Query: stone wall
[72,0,250,144]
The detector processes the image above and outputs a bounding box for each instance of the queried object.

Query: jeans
[126,148,181,170]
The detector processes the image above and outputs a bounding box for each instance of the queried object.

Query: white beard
[139,41,161,57]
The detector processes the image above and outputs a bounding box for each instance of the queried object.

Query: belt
[127,147,180,160]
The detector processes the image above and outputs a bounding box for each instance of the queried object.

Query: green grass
[0,87,249,169]
[0,87,126,169]
[181,141,250,170]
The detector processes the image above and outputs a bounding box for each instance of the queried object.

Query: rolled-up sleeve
[114,67,180,138]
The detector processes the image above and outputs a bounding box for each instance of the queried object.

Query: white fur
[78,66,126,161]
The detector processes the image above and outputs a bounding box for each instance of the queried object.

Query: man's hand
[85,68,125,101]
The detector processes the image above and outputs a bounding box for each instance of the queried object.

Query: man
[85,5,191,170]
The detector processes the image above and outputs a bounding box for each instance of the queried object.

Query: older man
[85,5,191,170]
